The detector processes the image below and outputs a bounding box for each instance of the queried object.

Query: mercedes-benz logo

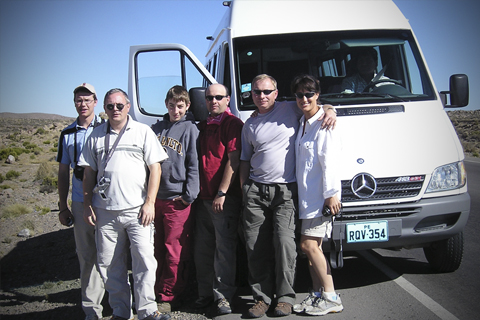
[351,173,377,198]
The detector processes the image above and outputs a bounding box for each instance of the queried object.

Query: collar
[162,111,195,123]
[302,106,325,126]
[106,115,131,134]
[75,115,101,130]
[206,108,232,125]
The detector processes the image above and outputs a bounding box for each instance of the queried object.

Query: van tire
[423,232,464,273]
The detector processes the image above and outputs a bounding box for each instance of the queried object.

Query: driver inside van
[340,47,390,93]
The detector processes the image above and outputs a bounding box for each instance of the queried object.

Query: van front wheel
[423,232,464,273]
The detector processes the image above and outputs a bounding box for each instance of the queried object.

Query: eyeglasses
[253,89,276,96]
[206,95,227,101]
[105,103,126,111]
[75,99,95,105]
[294,92,317,99]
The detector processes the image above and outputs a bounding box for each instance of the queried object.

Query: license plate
[346,221,388,243]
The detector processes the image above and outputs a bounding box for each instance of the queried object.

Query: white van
[128,0,470,272]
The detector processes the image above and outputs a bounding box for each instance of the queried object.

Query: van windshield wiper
[321,92,407,103]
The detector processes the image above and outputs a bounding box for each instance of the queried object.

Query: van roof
[221,0,410,38]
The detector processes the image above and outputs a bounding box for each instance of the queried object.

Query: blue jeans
[242,181,298,306]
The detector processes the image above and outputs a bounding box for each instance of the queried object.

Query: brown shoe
[274,302,292,317]
[248,300,269,318]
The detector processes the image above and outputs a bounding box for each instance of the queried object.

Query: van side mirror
[440,74,469,108]
[189,87,209,121]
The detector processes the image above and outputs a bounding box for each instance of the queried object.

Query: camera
[322,206,332,217]
[93,177,111,200]
[73,164,85,181]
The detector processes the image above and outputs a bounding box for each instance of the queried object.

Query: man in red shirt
[194,84,244,316]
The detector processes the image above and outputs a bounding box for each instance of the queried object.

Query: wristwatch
[217,191,227,197]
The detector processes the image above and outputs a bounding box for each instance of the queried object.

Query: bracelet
[327,107,337,114]
[59,208,69,215]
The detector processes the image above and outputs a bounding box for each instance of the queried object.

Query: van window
[135,50,209,116]
[234,30,434,110]
[212,52,218,79]
[223,44,231,93]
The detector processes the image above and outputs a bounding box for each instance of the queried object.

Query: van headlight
[426,161,466,193]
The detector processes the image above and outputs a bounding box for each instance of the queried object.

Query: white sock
[323,291,338,301]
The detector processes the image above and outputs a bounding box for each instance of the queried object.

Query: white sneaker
[293,289,316,313]
[305,294,343,316]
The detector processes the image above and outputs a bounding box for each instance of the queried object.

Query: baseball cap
[74,83,96,95]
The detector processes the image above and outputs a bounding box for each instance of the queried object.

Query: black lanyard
[74,115,102,164]
[100,117,129,177]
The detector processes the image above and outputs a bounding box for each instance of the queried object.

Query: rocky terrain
[0,110,478,319]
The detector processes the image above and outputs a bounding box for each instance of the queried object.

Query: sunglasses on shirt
[294,92,317,99]
[105,103,126,111]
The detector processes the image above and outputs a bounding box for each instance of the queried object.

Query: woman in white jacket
[291,74,344,316]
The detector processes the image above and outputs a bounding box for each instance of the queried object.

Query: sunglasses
[253,89,276,95]
[294,92,317,99]
[206,95,227,101]
[105,103,126,111]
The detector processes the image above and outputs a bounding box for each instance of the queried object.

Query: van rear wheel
[423,232,464,273]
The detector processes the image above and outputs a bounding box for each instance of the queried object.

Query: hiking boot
[217,298,232,315]
[143,310,171,320]
[293,289,316,313]
[305,294,343,316]
[274,302,292,316]
[248,300,269,318]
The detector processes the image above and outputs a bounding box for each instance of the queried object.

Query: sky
[0,0,479,118]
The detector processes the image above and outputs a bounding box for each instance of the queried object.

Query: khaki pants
[72,200,105,319]
[95,206,157,320]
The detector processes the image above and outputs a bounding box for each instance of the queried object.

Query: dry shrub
[1,204,32,219]
[36,162,58,193]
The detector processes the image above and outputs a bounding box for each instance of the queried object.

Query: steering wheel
[363,78,403,92]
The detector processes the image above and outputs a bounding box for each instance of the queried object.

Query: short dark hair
[353,47,378,63]
[165,85,190,105]
[290,74,321,95]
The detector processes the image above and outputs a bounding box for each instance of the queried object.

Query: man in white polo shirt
[79,88,170,320]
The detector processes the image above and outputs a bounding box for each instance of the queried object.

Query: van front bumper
[326,192,470,251]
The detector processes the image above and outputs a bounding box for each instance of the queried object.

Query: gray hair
[104,88,130,105]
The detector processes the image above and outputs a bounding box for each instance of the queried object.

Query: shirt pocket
[302,141,315,171]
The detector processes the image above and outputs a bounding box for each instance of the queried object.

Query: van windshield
[234,30,435,110]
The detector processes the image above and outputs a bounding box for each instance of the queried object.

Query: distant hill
[0,112,75,121]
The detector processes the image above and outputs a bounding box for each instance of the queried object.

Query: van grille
[340,206,421,219]
[341,175,425,202]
